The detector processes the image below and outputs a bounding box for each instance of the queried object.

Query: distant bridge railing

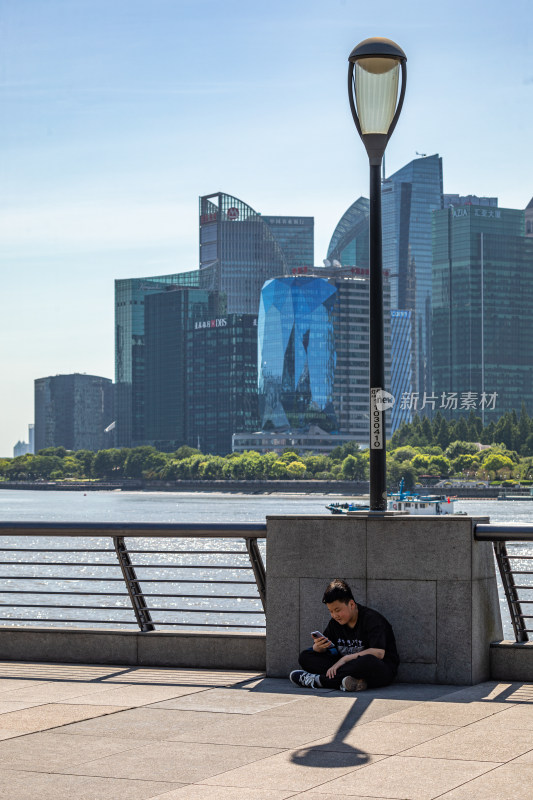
[475,524,533,643]
[0,522,266,633]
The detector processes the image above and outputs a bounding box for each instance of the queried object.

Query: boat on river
[327,479,460,515]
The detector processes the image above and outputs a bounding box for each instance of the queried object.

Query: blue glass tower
[258,277,338,432]
[383,154,443,397]
[390,310,414,432]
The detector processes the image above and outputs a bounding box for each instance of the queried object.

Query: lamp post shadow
[290,696,372,768]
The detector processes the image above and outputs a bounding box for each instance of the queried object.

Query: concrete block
[436,581,473,684]
[137,631,265,671]
[0,627,138,665]
[366,516,473,581]
[266,516,367,579]
[266,577,300,677]
[396,662,438,683]
[472,578,504,683]
[472,537,499,580]
[490,641,533,681]
[367,580,436,664]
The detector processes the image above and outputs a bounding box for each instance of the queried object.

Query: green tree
[269,459,288,479]
[286,460,307,479]
[340,454,366,480]
[73,450,96,476]
[390,445,419,463]
[445,440,479,459]
[93,449,128,478]
[174,445,201,459]
[427,454,451,476]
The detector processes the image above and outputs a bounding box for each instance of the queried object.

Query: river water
[1,490,532,638]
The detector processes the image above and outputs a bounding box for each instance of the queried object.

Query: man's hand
[326,654,357,678]
[312,636,332,652]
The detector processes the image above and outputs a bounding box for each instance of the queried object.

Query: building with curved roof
[199,192,313,314]
[327,197,369,268]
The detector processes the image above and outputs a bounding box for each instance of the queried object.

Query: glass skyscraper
[143,287,224,450]
[258,268,391,445]
[259,277,338,433]
[327,197,369,268]
[383,154,443,397]
[432,205,533,419]
[186,314,259,455]
[390,310,414,432]
[114,271,199,447]
[199,192,313,315]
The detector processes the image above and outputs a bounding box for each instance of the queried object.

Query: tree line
[3,409,533,487]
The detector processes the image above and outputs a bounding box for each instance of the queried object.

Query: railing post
[246,537,266,613]
[113,536,155,632]
[493,541,528,643]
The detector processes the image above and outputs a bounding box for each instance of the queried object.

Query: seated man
[290,578,399,691]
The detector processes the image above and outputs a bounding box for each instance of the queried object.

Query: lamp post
[347,37,407,511]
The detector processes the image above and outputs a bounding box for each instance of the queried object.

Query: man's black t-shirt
[323,604,399,669]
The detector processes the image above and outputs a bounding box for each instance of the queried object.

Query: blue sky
[1,0,532,456]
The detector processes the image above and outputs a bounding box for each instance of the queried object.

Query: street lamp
[348,37,407,511]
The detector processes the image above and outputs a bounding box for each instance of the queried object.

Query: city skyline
[2,0,532,456]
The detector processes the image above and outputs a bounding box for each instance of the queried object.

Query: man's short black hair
[322,578,355,605]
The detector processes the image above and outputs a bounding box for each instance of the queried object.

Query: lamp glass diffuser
[355,57,400,135]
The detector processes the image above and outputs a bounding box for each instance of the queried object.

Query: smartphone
[311,631,331,644]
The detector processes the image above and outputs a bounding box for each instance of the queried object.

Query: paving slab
[402,722,533,762]
[0,679,51,692]
[378,699,513,727]
[144,787,295,800]
[0,768,182,800]
[463,703,533,730]
[54,683,207,706]
[58,740,283,783]
[170,709,344,748]
[0,730,154,771]
[437,762,533,799]
[320,755,498,799]
[149,686,304,714]
[291,794,386,800]
[0,681,125,703]
[0,662,125,682]
[56,707,227,740]
[100,667,263,686]
[0,700,47,714]
[0,703,124,733]
[199,750,386,792]
[309,720,458,755]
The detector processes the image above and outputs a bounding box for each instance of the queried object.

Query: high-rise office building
[143,286,225,450]
[326,197,369,268]
[383,154,443,398]
[390,310,414,431]
[199,192,313,314]
[432,205,533,420]
[34,374,114,452]
[258,277,338,433]
[526,198,533,237]
[114,271,198,447]
[443,194,498,209]
[254,267,391,449]
[186,313,259,455]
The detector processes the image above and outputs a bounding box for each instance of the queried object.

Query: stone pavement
[0,661,532,799]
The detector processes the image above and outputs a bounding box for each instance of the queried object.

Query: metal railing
[0,522,266,633]
[475,524,533,643]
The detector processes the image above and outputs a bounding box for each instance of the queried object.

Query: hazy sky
[1,0,532,457]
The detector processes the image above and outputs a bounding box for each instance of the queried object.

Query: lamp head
[348,37,407,164]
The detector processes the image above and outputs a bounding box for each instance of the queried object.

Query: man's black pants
[298,648,396,690]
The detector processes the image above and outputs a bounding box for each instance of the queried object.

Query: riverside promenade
[0,661,532,799]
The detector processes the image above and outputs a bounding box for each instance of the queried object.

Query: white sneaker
[289,670,321,688]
